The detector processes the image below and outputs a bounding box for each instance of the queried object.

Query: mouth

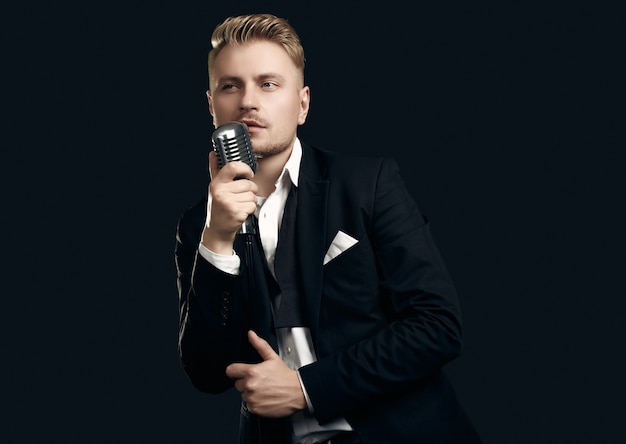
[239,118,264,132]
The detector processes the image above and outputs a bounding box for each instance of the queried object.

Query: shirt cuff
[297,370,315,413]
[198,243,241,275]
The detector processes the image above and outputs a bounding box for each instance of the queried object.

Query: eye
[221,83,237,91]
[262,81,277,89]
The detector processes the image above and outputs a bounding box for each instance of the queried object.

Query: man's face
[207,40,310,158]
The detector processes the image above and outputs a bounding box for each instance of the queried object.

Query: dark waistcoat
[236,184,305,444]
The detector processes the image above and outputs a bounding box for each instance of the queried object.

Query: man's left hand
[226,330,308,418]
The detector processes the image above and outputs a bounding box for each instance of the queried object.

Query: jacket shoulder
[175,196,207,247]
[302,143,399,181]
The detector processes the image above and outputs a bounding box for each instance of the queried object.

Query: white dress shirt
[199,139,352,444]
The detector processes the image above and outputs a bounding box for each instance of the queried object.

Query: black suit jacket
[175,143,481,443]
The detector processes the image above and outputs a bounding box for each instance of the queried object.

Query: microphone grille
[211,122,256,172]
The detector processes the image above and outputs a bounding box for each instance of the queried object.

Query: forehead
[212,40,299,81]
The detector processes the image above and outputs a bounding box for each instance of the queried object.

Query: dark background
[4,1,624,443]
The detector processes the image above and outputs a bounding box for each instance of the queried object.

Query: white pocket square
[323,231,359,265]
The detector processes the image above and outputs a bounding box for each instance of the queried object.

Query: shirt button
[286,347,292,354]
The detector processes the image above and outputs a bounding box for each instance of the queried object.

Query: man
[175,13,481,443]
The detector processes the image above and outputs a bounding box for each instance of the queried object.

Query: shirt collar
[275,137,302,188]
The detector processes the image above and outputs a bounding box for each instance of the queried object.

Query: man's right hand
[201,151,258,255]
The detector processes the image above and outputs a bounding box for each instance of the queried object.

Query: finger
[248,330,279,361]
[229,161,255,180]
[233,378,246,394]
[212,160,255,183]
[208,151,220,180]
[225,363,249,380]
[227,180,258,196]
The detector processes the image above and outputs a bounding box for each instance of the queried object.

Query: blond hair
[208,13,305,86]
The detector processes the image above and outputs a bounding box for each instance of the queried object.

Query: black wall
[4,2,624,442]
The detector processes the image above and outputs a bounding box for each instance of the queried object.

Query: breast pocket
[323,230,359,265]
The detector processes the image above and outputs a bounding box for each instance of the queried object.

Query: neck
[252,144,293,197]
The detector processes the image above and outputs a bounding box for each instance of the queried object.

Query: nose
[239,86,259,111]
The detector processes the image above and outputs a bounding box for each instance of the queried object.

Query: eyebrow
[214,75,239,85]
[215,72,287,85]
[256,73,286,83]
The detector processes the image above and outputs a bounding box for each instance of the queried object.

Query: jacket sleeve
[298,157,464,424]
[175,199,249,393]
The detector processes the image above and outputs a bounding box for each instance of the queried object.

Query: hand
[202,151,258,254]
[226,330,307,418]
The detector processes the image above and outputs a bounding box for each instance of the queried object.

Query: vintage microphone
[211,121,258,234]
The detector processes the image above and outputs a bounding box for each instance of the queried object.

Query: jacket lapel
[295,145,328,344]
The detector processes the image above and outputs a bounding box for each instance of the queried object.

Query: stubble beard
[250,129,295,160]
[252,142,290,159]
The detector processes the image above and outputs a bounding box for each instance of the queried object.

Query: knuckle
[242,379,257,393]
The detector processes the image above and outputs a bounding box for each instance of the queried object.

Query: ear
[297,85,311,125]
[206,90,214,116]
[206,90,218,128]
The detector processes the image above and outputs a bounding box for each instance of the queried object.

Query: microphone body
[211,121,257,234]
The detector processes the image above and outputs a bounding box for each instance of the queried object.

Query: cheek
[279,98,305,124]
[212,95,237,112]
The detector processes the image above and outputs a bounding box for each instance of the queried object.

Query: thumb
[208,150,220,180]
[248,330,279,361]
